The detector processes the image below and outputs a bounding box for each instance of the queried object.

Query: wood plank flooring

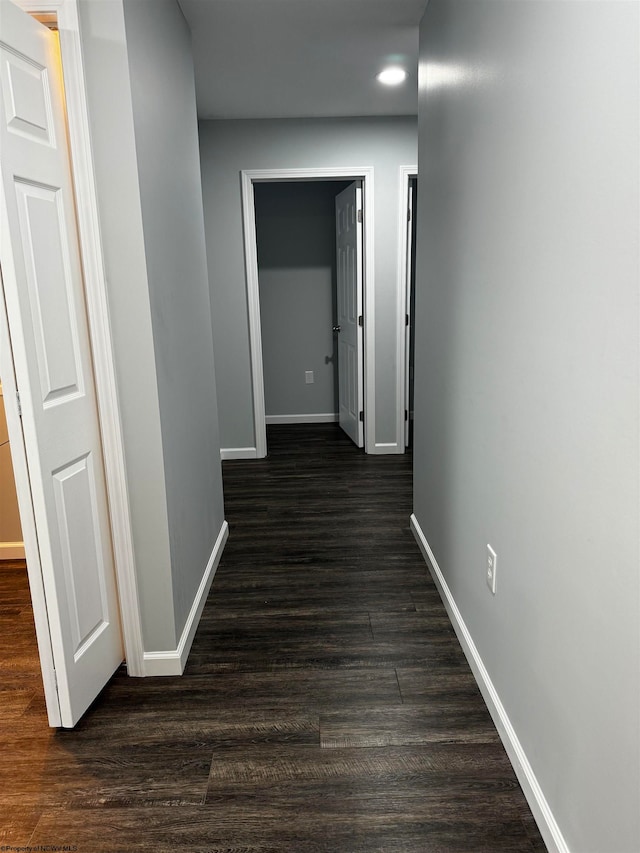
[0,424,546,852]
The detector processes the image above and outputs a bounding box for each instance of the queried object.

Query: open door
[335,181,364,448]
[405,177,417,448]
[0,0,123,726]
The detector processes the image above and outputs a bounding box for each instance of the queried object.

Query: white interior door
[0,0,123,727]
[335,181,363,447]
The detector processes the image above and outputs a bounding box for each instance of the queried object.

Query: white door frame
[3,0,144,679]
[240,167,375,457]
[395,165,418,453]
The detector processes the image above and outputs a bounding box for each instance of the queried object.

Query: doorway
[406,176,417,448]
[240,167,376,458]
[254,180,357,450]
[0,380,24,560]
[396,167,418,451]
[0,376,43,721]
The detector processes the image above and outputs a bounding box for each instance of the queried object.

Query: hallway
[1,425,545,851]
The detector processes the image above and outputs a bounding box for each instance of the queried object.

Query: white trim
[220,447,258,460]
[0,542,26,560]
[240,171,266,458]
[265,413,338,425]
[396,166,417,454]
[55,0,144,675]
[409,513,569,853]
[240,167,375,456]
[143,521,229,676]
[16,0,145,675]
[371,442,401,454]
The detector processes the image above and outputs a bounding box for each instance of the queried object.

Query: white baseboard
[143,520,229,676]
[0,541,25,560]
[220,447,257,460]
[371,442,402,455]
[409,513,568,853]
[265,413,339,424]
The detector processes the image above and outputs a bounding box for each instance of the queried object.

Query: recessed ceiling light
[376,66,408,86]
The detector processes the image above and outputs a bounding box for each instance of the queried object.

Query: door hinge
[16,391,22,417]
[357,209,363,224]
[358,315,364,327]
[407,208,412,222]
[359,410,364,423]
[404,409,408,422]
[405,313,409,326]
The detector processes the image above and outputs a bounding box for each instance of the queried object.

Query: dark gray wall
[199,117,418,451]
[255,181,349,419]
[413,2,639,851]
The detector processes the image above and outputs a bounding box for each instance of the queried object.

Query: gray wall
[78,0,225,651]
[255,181,348,418]
[123,0,225,639]
[199,117,417,450]
[78,0,174,649]
[413,2,639,851]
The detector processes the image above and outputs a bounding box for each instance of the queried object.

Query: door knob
[332,325,341,333]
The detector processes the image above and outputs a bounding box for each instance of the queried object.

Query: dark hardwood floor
[0,424,546,852]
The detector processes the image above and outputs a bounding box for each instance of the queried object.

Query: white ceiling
[177,0,428,120]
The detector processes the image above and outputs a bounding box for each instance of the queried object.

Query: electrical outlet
[486,545,497,594]
[305,371,314,384]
